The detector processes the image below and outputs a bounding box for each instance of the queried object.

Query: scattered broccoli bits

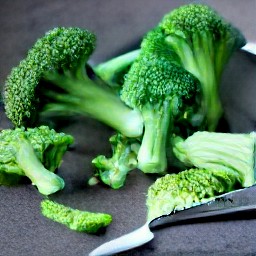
[41,199,112,233]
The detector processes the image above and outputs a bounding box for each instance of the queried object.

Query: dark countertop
[0,1,256,255]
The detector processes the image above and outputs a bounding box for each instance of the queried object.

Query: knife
[89,185,256,256]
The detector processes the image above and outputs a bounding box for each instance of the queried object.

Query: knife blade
[89,185,256,256]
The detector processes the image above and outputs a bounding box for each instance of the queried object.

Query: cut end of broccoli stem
[32,172,65,195]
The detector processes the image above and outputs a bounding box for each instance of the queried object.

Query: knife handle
[150,204,256,229]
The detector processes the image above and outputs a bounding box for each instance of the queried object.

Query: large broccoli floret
[146,168,241,221]
[3,27,143,138]
[91,133,140,189]
[41,199,112,233]
[159,4,246,131]
[172,131,256,187]
[121,54,200,174]
[0,126,73,195]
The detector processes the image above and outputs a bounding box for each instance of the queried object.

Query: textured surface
[0,1,256,255]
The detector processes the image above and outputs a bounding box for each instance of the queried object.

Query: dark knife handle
[149,186,256,229]
[150,204,256,229]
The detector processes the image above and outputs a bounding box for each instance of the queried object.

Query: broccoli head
[121,54,200,174]
[0,126,73,195]
[146,168,241,221]
[41,199,112,233]
[159,3,246,131]
[4,27,143,138]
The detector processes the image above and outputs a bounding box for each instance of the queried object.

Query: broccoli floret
[0,126,73,195]
[172,131,256,187]
[159,4,246,131]
[3,27,143,138]
[146,168,241,221]
[91,133,140,189]
[121,54,200,174]
[41,199,112,233]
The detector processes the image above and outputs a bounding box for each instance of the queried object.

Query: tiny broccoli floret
[41,199,112,233]
[91,133,140,189]
[159,3,246,131]
[146,168,241,221]
[0,126,73,195]
[4,27,143,138]
[172,131,256,187]
[121,55,199,174]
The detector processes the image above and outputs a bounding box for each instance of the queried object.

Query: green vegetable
[121,54,200,174]
[94,49,141,90]
[0,126,73,195]
[146,168,241,221]
[172,131,256,187]
[41,199,112,233]
[91,133,140,189]
[158,3,246,131]
[3,27,143,138]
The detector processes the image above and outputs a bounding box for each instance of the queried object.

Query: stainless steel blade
[241,42,256,56]
[89,222,153,256]
[89,185,256,256]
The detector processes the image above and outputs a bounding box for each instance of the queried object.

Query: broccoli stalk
[0,126,74,195]
[4,27,143,138]
[121,55,200,174]
[41,199,112,233]
[15,136,65,195]
[91,133,140,189]
[159,4,246,131]
[93,49,141,89]
[146,168,241,221]
[172,131,256,187]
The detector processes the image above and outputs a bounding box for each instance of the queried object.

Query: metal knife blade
[89,185,256,256]
[241,42,256,56]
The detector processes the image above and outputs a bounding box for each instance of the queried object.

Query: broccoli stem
[166,34,223,131]
[93,49,140,87]
[42,73,143,138]
[173,131,256,187]
[16,136,65,195]
[138,101,172,174]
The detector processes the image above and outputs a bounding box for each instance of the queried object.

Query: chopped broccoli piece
[158,3,246,131]
[0,126,73,195]
[91,133,140,189]
[41,199,112,233]
[172,131,256,187]
[3,27,143,138]
[146,168,241,221]
[121,54,200,174]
